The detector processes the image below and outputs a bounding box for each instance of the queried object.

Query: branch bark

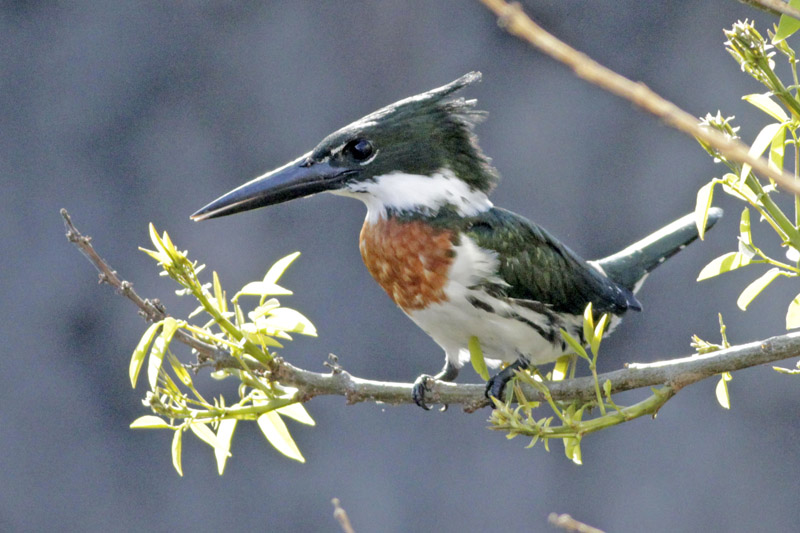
[62,209,799,413]
[478,0,800,195]
[740,0,800,20]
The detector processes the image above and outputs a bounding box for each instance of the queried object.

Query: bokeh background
[4,2,798,531]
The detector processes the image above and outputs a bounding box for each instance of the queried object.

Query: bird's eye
[344,139,374,161]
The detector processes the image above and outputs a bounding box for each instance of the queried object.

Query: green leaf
[742,93,789,122]
[695,181,716,240]
[212,271,226,314]
[235,281,293,300]
[786,293,800,329]
[276,402,316,426]
[469,335,490,380]
[740,123,785,181]
[591,313,609,356]
[189,422,221,450]
[148,317,178,390]
[258,411,306,463]
[560,328,588,359]
[769,123,787,173]
[167,351,193,386]
[697,252,751,281]
[130,322,161,388]
[582,302,594,350]
[264,251,301,285]
[773,0,800,43]
[737,268,782,310]
[603,379,612,399]
[130,415,171,429]
[261,307,317,336]
[172,428,184,476]
[739,207,752,247]
[551,355,571,382]
[215,419,237,475]
[715,372,732,409]
[563,437,582,465]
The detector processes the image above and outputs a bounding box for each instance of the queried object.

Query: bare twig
[63,209,800,412]
[478,0,800,194]
[331,499,355,533]
[740,0,800,20]
[548,513,605,533]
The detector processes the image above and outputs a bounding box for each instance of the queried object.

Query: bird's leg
[412,359,460,410]
[485,358,530,405]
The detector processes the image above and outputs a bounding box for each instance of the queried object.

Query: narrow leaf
[264,251,301,285]
[148,317,178,390]
[189,422,221,450]
[742,93,789,122]
[276,403,316,426]
[769,123,786,173]
[236,281,292,299]
[694,181,716,240]
[215,419,237,475]
[774,0,800,43]
[213,271,226,313]
[740,123,784,181]
[697,252,750,281]
[739,208,752,247]
[130,415,171,429]
[262,308,317,336]
[591,313,609,356]
[469,336,490,380]
[715,375,731,409]
[582,302,594,349]
[130,322,161,388]
[551,355,571,382]
[172,428,184,476]
[737,268,782,310]
[258,411,305,463]
[560,329,588,359]
[786,293,800,329]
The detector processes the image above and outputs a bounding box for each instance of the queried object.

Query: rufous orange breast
[359,217,455,311]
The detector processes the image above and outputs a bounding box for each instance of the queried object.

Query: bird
[191,72,722,409]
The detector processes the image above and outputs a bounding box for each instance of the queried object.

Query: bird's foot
[484,360,527,407]
[412,374,436,410]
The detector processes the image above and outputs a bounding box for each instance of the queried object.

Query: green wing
[457,207,638,316]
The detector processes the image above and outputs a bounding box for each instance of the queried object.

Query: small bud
[697,112,739,164]
[724,20,776,87]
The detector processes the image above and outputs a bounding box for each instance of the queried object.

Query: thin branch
[740,0,800,20]
[61,209,247,370]
[478,0,800,195]
[548,513,605,533]
[331,499,356,533]
[63,209,800,413]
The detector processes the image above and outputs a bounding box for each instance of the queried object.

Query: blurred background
[3,1,798,531]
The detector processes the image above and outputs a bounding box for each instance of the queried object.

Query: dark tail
[593,208,723,292]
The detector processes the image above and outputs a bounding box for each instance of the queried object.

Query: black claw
[485,360,527,407]
[412,375,434,410]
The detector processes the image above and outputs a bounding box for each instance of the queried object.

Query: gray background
[3,2,798,531]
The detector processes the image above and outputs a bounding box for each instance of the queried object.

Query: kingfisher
[192,72,721,409]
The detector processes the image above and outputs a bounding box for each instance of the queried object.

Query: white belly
[407,284,584,369]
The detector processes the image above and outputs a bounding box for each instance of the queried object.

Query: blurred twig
[739,0,800,19]
[332,499,355,533]
[64,209,800,412]
[478,0,800,194]
[548,513,605,533]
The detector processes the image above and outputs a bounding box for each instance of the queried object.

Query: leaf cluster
[130,224,317,475]
[696,19,800,329]
[489,303,672,465]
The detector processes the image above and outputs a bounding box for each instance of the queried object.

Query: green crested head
[310,71,499,194]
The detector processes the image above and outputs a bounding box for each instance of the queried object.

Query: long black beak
[191,153,354,221]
